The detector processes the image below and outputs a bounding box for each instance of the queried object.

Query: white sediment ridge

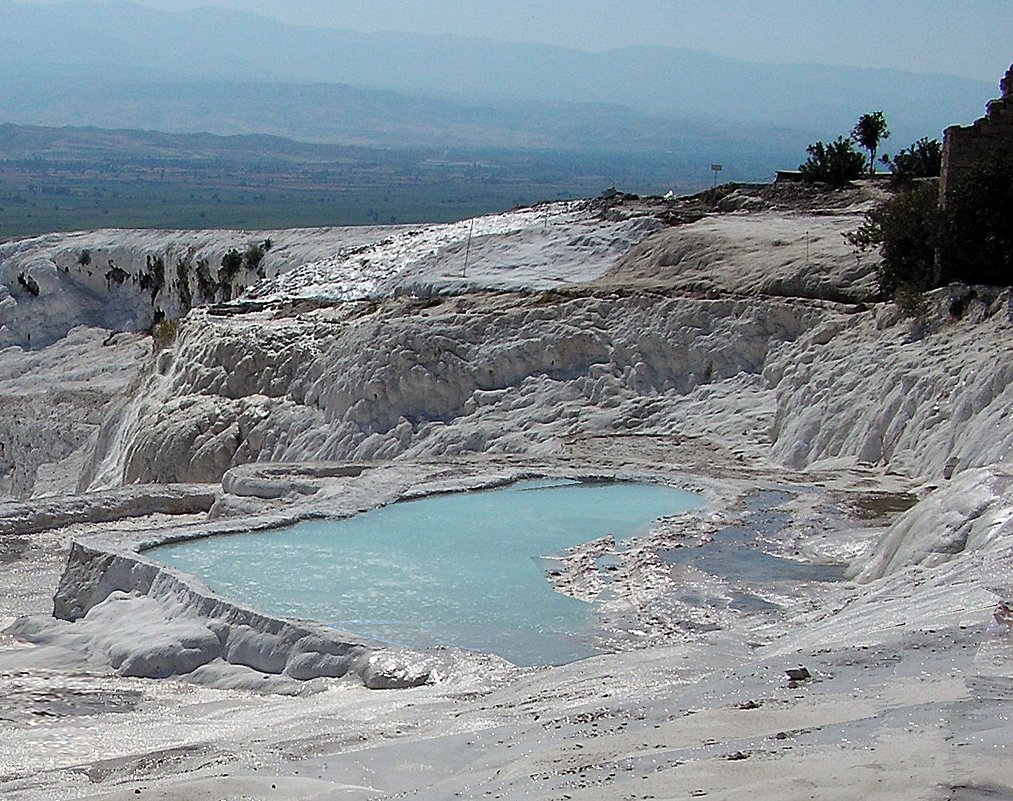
[1,184,1013,799]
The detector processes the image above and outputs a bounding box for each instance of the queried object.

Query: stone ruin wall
[940,63,1013,204]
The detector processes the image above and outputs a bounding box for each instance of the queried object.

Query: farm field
[0,125,687,237]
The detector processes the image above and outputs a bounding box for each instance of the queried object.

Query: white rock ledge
[15,534,455,690]
[0,483,219,536]
[220,461,371,499]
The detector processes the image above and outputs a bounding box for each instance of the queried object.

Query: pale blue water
[150,479,704,666]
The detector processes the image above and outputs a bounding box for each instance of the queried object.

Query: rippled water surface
[151,479,704,665]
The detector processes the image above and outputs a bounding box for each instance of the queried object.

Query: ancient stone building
[940,63,1013,204]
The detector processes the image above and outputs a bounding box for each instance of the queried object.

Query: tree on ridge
[852,111,891,176]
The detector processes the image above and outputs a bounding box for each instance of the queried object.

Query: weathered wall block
[941,64,1013,204]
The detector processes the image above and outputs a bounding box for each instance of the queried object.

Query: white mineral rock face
[0,327,149,499]
[248,202,662,303]
[0,225,404,348]
[93,293,824,488]
[851,465,1013,582]
[610,209,880,301]
[769,287,1013,477]
[4,187,1013,800]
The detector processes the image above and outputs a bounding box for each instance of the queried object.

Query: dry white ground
[1,182,1012,800]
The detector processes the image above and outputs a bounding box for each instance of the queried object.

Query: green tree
[852,112,891,175]
[798,137,866,186]
[882,137,942,183]
[243,243,266,276]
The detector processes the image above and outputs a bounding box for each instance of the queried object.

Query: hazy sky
[14,0,1013,83]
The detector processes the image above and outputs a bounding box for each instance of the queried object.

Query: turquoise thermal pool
[150,479,704,666]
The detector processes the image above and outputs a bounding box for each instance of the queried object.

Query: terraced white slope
[90,293,821,487]
[4,188,1013,801]
[0,201,659,350]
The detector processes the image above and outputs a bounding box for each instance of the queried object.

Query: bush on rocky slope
[848,154,1013,306]
[882,137,942,184]
[846,181,940,300]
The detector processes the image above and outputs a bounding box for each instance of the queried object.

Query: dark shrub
[885,138,942,183]
[846,181,940,298]
[16,272,40,297]
[219,248,243,283]
[938,153,1013,287]
[195,258,216,300]
[799,137,866,186]
[243,243,266,278]
[175,256,193,309]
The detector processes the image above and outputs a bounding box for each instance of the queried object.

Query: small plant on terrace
[151,318,179,351]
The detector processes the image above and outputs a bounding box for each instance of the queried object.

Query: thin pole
[463,218,475,278]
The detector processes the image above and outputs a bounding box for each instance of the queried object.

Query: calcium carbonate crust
[5,192,1013,698]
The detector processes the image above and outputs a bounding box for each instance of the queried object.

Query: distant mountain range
[0,71,810,181]
[0,0,997,170]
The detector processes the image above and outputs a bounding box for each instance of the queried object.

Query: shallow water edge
[32,461,719,690]
[149,479,706,666]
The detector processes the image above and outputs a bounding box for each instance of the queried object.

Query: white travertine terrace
[2,185,1013,800]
